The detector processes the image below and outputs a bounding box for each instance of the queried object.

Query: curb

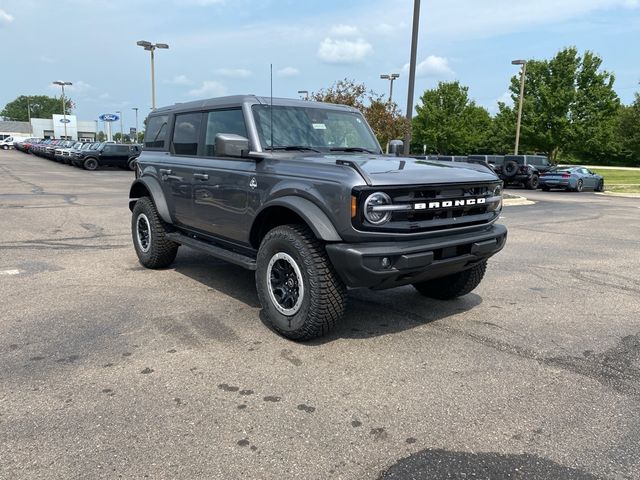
[595,192,640,199]
[503,195,535,206]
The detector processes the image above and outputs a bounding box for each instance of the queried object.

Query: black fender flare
[255,196,342,242]
[128,177,172,223]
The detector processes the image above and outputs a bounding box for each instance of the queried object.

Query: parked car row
[13,138,141,171]
[417,154,604,192]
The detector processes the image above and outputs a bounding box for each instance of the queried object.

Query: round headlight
[493,184,503,197]
[364,192,392,225]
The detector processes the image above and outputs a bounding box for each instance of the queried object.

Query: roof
[0,120,31,134]
[152,95,360,115]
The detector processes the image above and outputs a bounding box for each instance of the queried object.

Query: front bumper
[326,224,507,289]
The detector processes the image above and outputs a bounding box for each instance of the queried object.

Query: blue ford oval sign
[59,118,71,124]
[99,113,120,122]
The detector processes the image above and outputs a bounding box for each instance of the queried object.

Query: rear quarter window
[144,115,169,149]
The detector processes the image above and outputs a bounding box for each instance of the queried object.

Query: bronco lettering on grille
[414,198,486,210]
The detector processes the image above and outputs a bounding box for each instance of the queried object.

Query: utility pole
[403,0,421,156]
[380,74,400,103]
[512,59,527,155]
[132,107,139,143]
[136,41,169,110]
[53,81,72,139]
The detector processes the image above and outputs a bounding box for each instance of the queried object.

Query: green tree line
[1,95,74,121]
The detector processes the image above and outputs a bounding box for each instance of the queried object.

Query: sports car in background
[539,166,604,192]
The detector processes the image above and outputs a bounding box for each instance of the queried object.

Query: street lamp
[404,0,421,155]
[116,111,123,143]
[136,41,169,110]
[52,81,72,139]
[380,73,400,103]
[512,59,527,155]
[297,90,309,100]
[132,107,139,143]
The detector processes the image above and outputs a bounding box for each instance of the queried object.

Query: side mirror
[215,133,249,158]
[388,139,404,157]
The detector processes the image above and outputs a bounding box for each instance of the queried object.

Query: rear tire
[131,197,179,269]
[525,174,539,190]
[256,225,347,341]
[413,261,487,300]
[575,179,584,192]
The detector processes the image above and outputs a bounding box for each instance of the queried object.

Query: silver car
[539,166,604,192]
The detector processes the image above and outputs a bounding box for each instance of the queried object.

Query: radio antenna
[270,63,274,151]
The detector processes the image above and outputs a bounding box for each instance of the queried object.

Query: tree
[312,79,409,149]
[412,81,492,155]
[618,91,640,164]
[501,47,622,162]
[1,95,73,121]
[97,131,106,142]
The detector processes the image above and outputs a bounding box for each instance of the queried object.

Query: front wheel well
[250,206,307,249]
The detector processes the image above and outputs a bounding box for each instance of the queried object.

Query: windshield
[252,105,381,153]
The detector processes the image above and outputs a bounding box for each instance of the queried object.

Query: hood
[289,154,499,186]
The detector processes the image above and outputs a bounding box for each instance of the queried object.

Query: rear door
[189,108,255,243]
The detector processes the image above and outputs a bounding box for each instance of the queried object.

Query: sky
[1,0,639,133]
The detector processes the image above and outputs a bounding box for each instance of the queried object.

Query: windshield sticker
[312,123,327,130]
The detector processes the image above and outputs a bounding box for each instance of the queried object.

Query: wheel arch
[250,196,342,249]
[128,178,172,223]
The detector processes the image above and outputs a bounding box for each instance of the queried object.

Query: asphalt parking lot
[1,149,639,480]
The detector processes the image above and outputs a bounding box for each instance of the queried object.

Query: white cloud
[188,81,227,97]
[39,56,56,64]
[276,66,300,77]
[98,93,111,100]
[166,74,194,86]
[215,68,252,78]
[403,56,455,78]
[317,38,373,64]
[329,24,359,36]
[0,9,14,26]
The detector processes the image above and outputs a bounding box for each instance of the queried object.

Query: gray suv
[129,96,507,340]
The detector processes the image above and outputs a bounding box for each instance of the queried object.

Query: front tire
[131,197,179,269]
[596,180,604,192]
[413,261,487,300]
[83,157,99,170]
[256,225,347,341]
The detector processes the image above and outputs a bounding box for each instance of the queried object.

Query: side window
[172,113,202,156]
[103,145,114,153]
[144,115,169,149]
[204,109,247,156]
[540,158,549,166]
[116,146,129,154]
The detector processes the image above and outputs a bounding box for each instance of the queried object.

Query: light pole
[116,111,123,143]
[132,107,139,143]
[136,41,169,110]
[297,90,309,100]
[512,59,527,155]
[27,97,33,134]
[403,0,421,155]
[380,73,400,103]
[53,81,72,139]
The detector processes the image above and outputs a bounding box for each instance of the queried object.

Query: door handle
[193,173,209,181]
[159,168,172,175]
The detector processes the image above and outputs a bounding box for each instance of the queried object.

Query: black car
[494,155,554,189]
[128,95,507,340]
[73,143,141,170]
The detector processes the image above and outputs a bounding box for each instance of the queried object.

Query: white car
[1,136,28,150]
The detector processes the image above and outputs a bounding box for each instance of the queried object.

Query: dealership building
[0,115,97,141]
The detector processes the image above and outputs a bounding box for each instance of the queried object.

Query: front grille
[353,183,500,233]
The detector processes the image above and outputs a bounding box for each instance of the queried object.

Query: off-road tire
[131,197,179,269]
[413,261,487,300]
[525,174,539,190]
[503,160,519,178]
[83,157,99,171]
[256,225,347,341]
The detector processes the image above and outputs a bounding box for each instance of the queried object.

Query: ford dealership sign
[99,113,120,122]
[59,118,71,124]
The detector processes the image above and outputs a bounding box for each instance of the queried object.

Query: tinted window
[115,146,129,154]
[204,109,247,156]
[103,145,115,153]
[172,113,202,156]
[144,115,169,149]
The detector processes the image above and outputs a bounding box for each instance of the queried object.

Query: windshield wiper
[330,147,377,154]
[265,146,321,153]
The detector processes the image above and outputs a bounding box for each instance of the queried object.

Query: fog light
[381,257,391,269]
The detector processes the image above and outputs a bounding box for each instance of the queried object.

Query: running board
[166,232,257,271]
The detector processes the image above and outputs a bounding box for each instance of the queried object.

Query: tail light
[562,173,570,178]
